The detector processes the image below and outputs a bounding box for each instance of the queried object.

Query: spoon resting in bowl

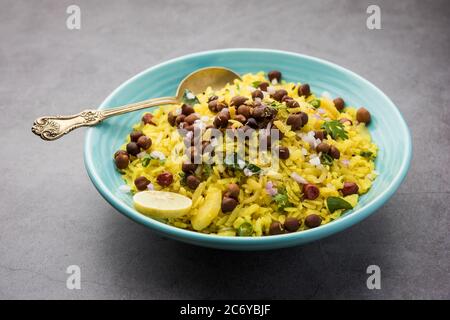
[31,67,241,141]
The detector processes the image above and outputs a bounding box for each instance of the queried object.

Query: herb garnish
[273,188,292,211]
[320,153,334,166]
[321,120,348,140]
[252,81,262,88]
[326,197,353,213]
[310,99,321,108]
[224,153,261,175]
[360,151,373,158]
[237,222,253,236]
[182,89,200,105]
[178,172,187,186]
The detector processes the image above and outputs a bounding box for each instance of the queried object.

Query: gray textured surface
[0,0,449,299]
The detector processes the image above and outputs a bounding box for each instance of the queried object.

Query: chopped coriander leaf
[141,154,165,167]
[202,164,213,178]
[326,197,353,213]
[246,163,262,174]
[310,99,321,108]
[178,172,187,186]
[321,120,348,140]
[273,188,292,211]
[269,101,286,110]
[320,153,334,166]
[237,222,253,236]
[224,153,262,175]
[252,81,262,88]
[360,151,373,158]
[182,89,200,105]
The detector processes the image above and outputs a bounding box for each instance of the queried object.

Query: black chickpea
[305,214,322,228]
[186,175,201,190]
[298,83,311,97]
[268,70,282,82]
[252,89,264,100]
[126,142,140,156]
[329,145,340,159]
[137,135,152,150]
[269,221,284,235]
[284,217,300,232]
[357,107,371,124]
[221,197,238,213]
[130,130,144,142]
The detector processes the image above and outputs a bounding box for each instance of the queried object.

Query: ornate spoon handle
[32,96,178,141]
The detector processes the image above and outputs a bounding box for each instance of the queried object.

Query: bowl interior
[84,49,411,250]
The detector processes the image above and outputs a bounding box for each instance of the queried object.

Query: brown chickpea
[168,111,177,126]
[333,97,345,111]
[298,84,311,97]
[137,135,152,150]
[142,113,156,125]
[237,105,251,118]
[156,172,174,187]
[316,142,330,154]
[271,89,288,102]
[181,104,195,116]
[126,142,140,156]
[186,175,201,190]
[134,176,150,191]
[230,96,248,107]
[226,183,240,199]
[329,145,340,159]
[130,130,144,142]
[303,184,320,200]
[268,70,282,82]
[115,153,129,169]
[305,214,322,228]
[356,107,371,124]
[221,197,238,213]
[286,114,303,130]
[269,221,284,235]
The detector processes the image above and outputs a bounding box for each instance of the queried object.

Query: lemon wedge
[133,191,192,219]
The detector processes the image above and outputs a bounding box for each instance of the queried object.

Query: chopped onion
[147,183,154,191]
[137,151,147,159]
[255,97,262,103]
[341,159,350,167]
[301,148,308,156]
[150,151,166,160]
[317,108,325,114]
[267,86,276,95]
[290,172,308,184]
[201,116,209,122]
[265,181,278,196]
[243,168,253,177]
[247,86,256,92]
[309,156,321,166]
[271,78,278,85]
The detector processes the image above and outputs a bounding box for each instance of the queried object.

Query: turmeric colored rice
[115,71,378,236]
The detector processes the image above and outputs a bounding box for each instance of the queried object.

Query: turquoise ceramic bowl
[84,49,411,250]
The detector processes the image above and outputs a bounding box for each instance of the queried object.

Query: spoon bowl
[32,67,241,140]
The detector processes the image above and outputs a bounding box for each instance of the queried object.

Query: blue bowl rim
[84,48,412,246]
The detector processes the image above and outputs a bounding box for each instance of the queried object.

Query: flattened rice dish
[113,70,378,236]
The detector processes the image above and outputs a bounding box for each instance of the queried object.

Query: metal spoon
[31,67,241,140]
